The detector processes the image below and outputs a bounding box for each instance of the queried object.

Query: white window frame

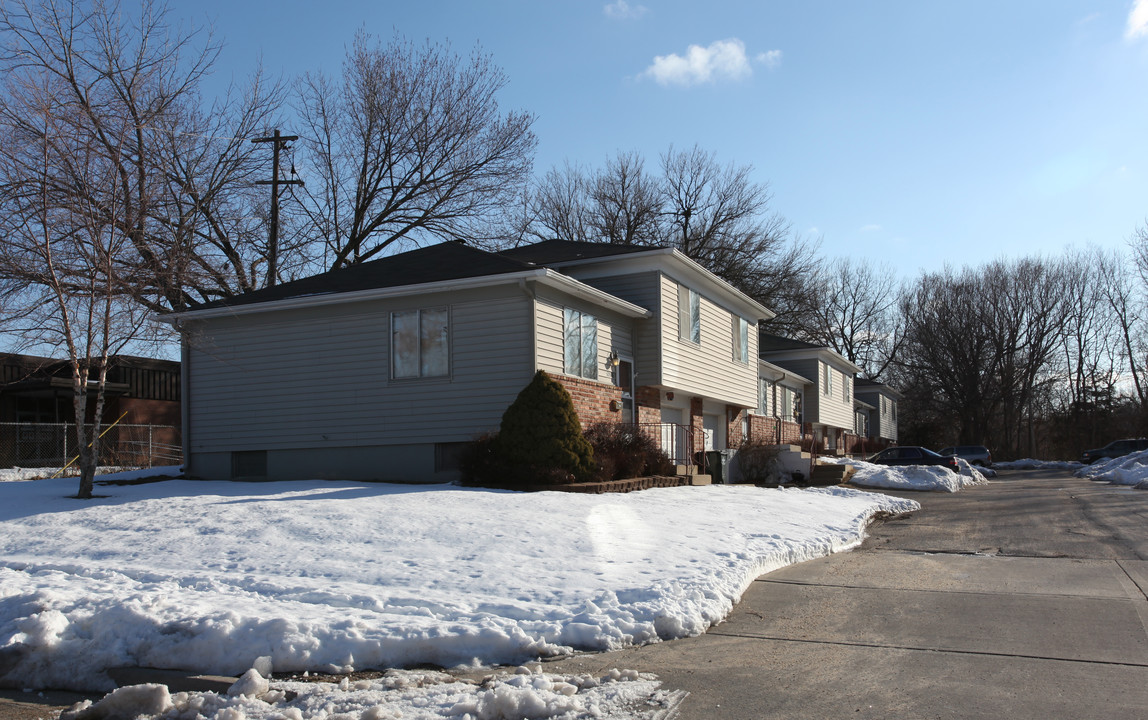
[678,285,701,344]
[564,307,598,380]
[733,316,749,364]
[842,373,850,403]
[824,364,832,396]
[758,378,774,416]
[391,307,450,379]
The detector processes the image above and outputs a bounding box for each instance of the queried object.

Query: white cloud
[757,49,783,70]
[1127,0,1148,40]
[604,0,648,20]
[860,224,882,232]
[643,39,779,87]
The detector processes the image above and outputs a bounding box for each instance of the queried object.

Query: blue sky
[190,0,1148,275]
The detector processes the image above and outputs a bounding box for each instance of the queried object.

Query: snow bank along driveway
[0,478,918,691]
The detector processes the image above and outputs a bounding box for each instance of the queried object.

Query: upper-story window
[564,307,598,380]
[733,316,749,363]
[392,307,449,379]
[823,364,832,396]
[758,378,774,415]
[891,399,897,422]
[842,373,851,403]
[678,285,700,344]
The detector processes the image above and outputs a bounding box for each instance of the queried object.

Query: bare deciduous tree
[0,67,149,497]
[0,0,285,313]
[795,257,903,379]
[295,32,537,268]
[895,258,1068,457]
[1105,242,1148,413]
[524,146,818,321]
[0,0,282,495]
[1056,247,1123,447]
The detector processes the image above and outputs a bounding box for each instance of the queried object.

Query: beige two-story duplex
[162,240,775,482]
[758,333,863,455]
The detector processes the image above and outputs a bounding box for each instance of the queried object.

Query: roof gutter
[158,268,651,324]
[533,246,776,322]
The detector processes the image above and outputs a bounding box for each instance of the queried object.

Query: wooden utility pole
[252,129,304,287]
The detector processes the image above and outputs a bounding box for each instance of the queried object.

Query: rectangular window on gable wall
[758,378,771,415]
[392,307,450,379]
[564,308,598,380]
[733,316,749,363]
[823,364,832,396]
[842,373,851,403]
[678,285,700,344]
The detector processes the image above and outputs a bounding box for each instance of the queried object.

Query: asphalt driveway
[543,467,1148,718]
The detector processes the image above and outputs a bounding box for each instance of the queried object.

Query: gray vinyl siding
[185,285,534,454]
[659,274,757,408]
[576,271,662,386]
[763,356,854,431]
[856,390,898,441]
[534,289,635,380]
[766,357,819,422]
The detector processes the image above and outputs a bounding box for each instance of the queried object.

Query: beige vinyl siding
[534,290,634,380]
[658,274,757,407]
[186,285,534,453]
[818,364,855,430]
[577,271,662,386]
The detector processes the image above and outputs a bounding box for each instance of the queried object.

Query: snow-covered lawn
[1074,449,1148,486]
[1,466,126,482]
[0,475,918,705]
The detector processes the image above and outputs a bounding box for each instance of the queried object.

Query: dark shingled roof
[498,239,660,266]
[189,242,538,311]
[758,332,824,352]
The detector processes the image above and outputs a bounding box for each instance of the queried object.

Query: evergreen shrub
[497,370,595,485]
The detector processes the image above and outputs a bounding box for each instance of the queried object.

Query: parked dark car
[1080,438,1148,464]
[938,445,992,467]
[867,446,960,473]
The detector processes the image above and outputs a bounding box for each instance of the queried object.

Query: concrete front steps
[809,461,855,486]
[675,464,712,485]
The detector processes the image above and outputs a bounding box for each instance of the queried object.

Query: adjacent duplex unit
[757,334,863,455]
[853,377,901,446]
[162,240,774,482]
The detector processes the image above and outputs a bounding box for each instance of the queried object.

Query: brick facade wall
[727,406,747,447]
[636,386,661,425]
[690,397,704,454]
[747,415,804,446]
[554,374,623,430]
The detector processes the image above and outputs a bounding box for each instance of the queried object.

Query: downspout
[518,279,537,375]
[179,325,191,478]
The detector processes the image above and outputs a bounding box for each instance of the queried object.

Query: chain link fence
[0,422,182,470]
